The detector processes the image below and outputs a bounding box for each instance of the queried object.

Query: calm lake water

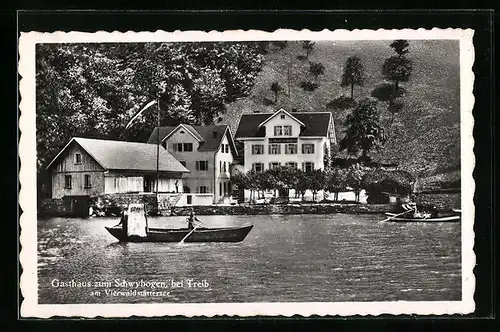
[38,214,461,304]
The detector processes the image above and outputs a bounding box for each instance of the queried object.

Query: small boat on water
[106,224,254,243]
[384,212,460,222]
[105,204,254,243]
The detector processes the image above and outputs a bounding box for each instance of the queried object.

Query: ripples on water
[37,214,461,304]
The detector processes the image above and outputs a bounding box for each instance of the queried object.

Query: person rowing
[187,210,202,230]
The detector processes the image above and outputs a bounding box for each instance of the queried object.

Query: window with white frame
[252,163,264,172]
[280,114,285,119]
[225,144,229,153]
[285,162,298,169]
[302,143,315,154]
[285,143,297,154]
[252,144,264,154]
[174,143,193,152]
[269,162,281,170]
[196,160,209,171]
[198,186,209,193]
[302,162,315,172]
[283,125,292,136]
[269,144,281,154]
[273,125,283,136]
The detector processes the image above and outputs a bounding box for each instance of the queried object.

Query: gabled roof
[258,108,305,127]
[147,124,238,155]
[46,137,189,173]
[235,111,333,138]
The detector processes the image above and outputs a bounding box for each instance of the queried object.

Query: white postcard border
[19,28,475,317]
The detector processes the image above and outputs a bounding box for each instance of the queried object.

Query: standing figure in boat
[187,210,201,230]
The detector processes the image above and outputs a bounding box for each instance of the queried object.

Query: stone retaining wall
[171,203,393,216]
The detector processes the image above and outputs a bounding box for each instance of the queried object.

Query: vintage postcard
[19,28,475,317]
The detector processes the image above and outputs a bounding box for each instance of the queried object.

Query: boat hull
[105,225,254,243]
[384,213,460,222]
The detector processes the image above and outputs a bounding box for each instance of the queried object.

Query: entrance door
[186,195,192,205]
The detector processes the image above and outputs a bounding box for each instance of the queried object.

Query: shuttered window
[269,162,280,170]
[302,143,315,154]
[196,160,209,171]
[252,163,264,172]
[302,162,314,172]
[269,144,281,154]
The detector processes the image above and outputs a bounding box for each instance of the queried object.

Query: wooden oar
[178,225,199,244]
[380,209,414,222]
[178,218,204,244]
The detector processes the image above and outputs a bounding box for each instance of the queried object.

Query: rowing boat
[105,224,254,243]
[384,213,460,222]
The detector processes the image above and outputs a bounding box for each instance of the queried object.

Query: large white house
[148,124,238,204]
[235,108,336,173]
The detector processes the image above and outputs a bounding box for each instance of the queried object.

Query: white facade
[160,124,236,204]
[240,110,334,173]
[214,134,234,203]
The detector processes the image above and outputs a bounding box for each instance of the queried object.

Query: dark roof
[235,112,332,138]
[147,124,236,153]
[47,137,189,173]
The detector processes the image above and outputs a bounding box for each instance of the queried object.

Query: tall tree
[324,167,347,201]
[382,40,413,92]
[346,163,365,202]
[390,39,410,56]
[341,56,365,100]
[341,97,386,160]
[270,81,284,103]
[302,41,315,59]
[307,169,325,202]
[309,62,325,83]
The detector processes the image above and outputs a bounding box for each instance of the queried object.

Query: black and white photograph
[19,28,475,317]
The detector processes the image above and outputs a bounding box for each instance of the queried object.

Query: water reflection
[38,214,461,304]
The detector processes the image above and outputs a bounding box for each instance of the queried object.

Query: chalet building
[46,137,189,199]
[147,124,238,204]
[234,108,336,201]
[235,108,336,173]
